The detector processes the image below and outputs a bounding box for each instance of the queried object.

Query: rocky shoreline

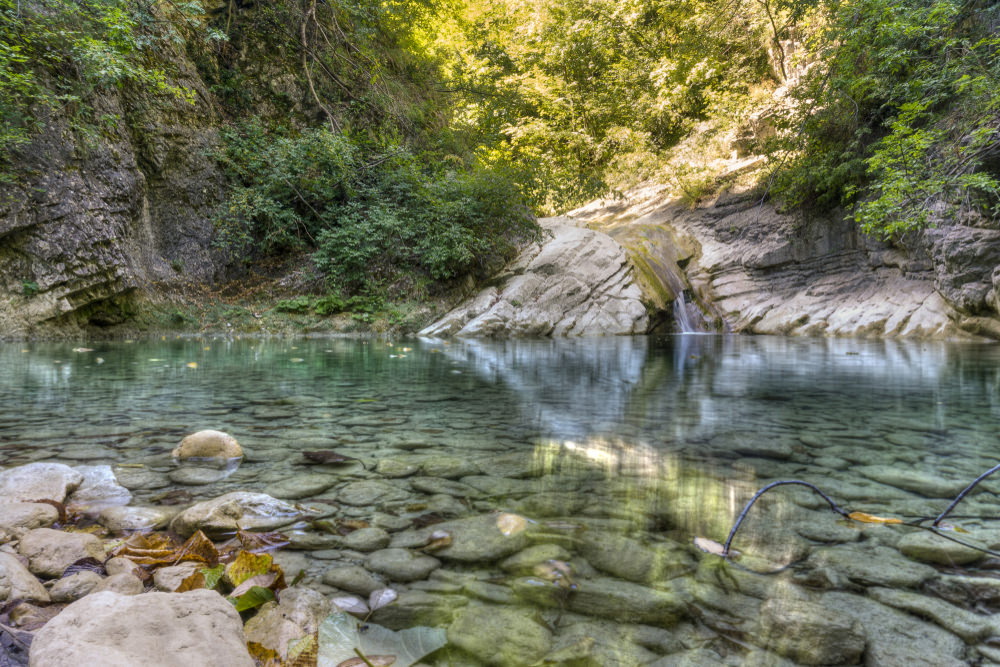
[4,422,1000,666]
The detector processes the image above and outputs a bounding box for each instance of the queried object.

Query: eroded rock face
[420,218,650,337]
[28,590,254,667]
[0,463,84,503]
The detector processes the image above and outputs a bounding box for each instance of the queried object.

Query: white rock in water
[28,590,254,667]
[172,430,243,460]
[169,491,302,537]
[0,463,84,503]
[66,465,132,511]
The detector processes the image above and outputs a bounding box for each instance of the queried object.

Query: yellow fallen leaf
[496,512,527,536]
[186,362,198,369]
[848,511,902,525]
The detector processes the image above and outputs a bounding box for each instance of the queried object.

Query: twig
[933,461,1000,527]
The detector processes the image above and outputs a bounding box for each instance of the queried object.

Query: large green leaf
[318,612,446,667]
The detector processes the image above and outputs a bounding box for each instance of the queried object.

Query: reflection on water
[4,335,1000,664]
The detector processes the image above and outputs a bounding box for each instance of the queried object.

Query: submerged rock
[365,548,441,582]
[898,530,985,565]
[0,463,83,503]
[28,590,254,667]
[50,570,103,602]
[172,430,243,460]
[99,505,178,533]
[758,597,865,665]
[169,492,303,537]
[66,465,132,511]
[448,604,552,666]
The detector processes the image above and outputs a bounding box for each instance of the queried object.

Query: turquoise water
[4,335,1000,664]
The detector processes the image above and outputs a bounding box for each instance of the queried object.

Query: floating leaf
[185,362,198,369]
[847,512,903,525]
[693,537,728,556]
[936,522,970,534]
[318,613,446,667]
[368,588,397,612]
[236,528,290,554]
[496,513,527,537]
[230,573,278,599]
[331,596,369,616]
[232,586,275,612]
[226,551,273,588]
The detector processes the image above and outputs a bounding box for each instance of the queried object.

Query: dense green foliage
[772,0,1000,237]
[214,122,535,299]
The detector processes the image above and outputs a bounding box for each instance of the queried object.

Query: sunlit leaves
[847,511,903,525]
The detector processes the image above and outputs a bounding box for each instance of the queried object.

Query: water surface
[3,335,1000,664]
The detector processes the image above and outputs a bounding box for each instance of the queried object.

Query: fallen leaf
[231,586,275,612]
[421,531,452,553]
[496,513,527,537]
[230,573,277,599]
[936,522,970,534]
[61,558,105,578]
[368,588,397,612]
[185,362,198,369]
[202,564,226,590]
[247,641,282,667]
[847,512,903,525]
[287,634,319,667]
[226,551,274,588]
[174,570,206,593]
[236,528,290,554]
[411,513,445,529]
[319,613,446,667]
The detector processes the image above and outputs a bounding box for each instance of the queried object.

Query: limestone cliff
[0,43,224,337]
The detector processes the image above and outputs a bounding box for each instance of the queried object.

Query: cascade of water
[672,291,701,333]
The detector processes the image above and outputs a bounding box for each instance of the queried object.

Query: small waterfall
[672,291,704,333]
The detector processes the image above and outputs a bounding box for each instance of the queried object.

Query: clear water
[4,335,1000,665]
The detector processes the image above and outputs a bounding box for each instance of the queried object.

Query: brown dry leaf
[61,558,106,578]
[175,570,207,593]
[336,656,396,667]
[174,530,221,566]
[247,640,282,667]
[496,513,527,537]
[230,573,278,599]
[847,512,903,525]
[936,521,970,534]
[335,519,370,536]
[411,512,445,529]
[226,551,274,588]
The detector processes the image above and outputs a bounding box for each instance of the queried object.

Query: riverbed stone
[500,544,572,574]
[90,572,144,596]
[545,622,661,667]
[28,590,254,667]
[170,492,303,537]
[172,430,243,460]
[264,474,336,500]
[420,455,480,479]
[856,465,964,498]
[365,548,441,582]
[898,530,985,565]
[426,513,535,562]
[340,527,391,552]
[410,477,481,498]
[338,480,411,507]
[0,501,59,535]
[822,591,966,666]
[18,528,105,578]
[0,552,50,602]
[66,465,132,510]
[567,577,687,626]
[928,574,1000,610]
[153,562,201,592]
[801,543,938,589]
[369,589,466,630]
[579,532,691,584]
[869,587,1000,641]
[758,597,865,665]
[448,604,552,666]
[99,505,177,533]
[111,465,170,491]
[50,570,103,602]
[0,462,83,503]
[375,458,420,478]
[104,557,141,577]
[321,565,382,595]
